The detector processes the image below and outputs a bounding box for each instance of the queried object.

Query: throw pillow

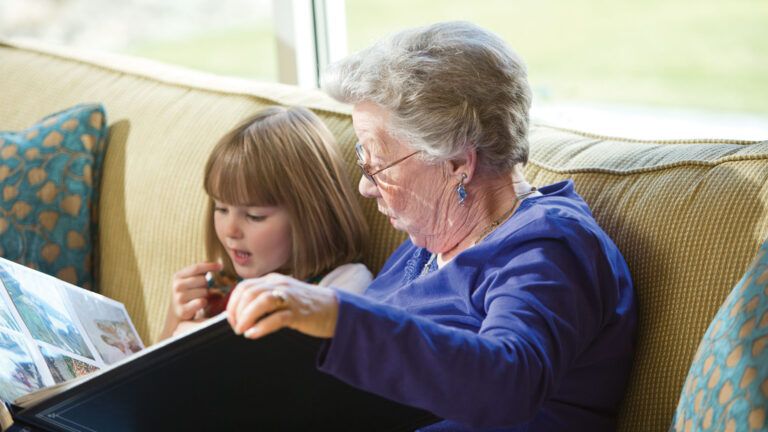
[672,239,768,431]
[0,104,108,290]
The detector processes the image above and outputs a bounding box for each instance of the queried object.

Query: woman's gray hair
[323,21,532,174]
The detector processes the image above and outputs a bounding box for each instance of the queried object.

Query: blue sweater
[318,180,637,431]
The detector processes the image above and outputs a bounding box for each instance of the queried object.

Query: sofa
[1,38,767,431]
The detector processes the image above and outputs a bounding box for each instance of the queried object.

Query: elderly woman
[227,21,636,431]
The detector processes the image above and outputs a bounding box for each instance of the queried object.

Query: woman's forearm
[317,291,562,429]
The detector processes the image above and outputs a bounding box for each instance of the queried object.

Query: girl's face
[213,201,293,279]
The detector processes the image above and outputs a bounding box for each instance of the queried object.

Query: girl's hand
[170,262,223,320]
[226,273,339,339]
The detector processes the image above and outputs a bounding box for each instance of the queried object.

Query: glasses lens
[354,143,376,185]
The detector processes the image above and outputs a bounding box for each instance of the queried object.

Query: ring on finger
[271,289,288,307]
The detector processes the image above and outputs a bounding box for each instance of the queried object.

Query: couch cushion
[0,39,404,344]
[0,104,108,289]
[672,237,768,431]
[524,125,768,431]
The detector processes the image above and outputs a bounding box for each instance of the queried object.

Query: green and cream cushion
[0,104,108,289]
[672,239,768,431]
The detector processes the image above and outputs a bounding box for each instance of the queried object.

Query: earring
[456,173,468,206]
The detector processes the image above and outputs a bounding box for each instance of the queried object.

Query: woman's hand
[226,273,339,339]
[170,262,223,320]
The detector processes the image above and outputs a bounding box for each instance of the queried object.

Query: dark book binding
[1,401,41,432]
[7,317,437,431]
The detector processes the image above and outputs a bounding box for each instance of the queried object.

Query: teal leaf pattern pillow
[0,104,108,290]
[673,239,768,431]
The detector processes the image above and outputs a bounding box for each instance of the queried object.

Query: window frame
[272,0,347,88]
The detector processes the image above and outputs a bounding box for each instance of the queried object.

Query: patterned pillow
[672,239,768,431]
[0,104,108,290]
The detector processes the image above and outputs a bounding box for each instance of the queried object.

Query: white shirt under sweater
[318,263,372,294]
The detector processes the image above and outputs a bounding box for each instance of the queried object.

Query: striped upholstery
[2,39,767,430]
[524,126,768,431]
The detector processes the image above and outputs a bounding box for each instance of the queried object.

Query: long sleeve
[319,236,623,429]
[318,181,636,431]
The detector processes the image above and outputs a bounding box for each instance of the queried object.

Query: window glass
[346,0,768,139]
[0,0,277,81]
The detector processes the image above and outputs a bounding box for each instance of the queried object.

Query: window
[2,0,766,139]
[0,0,278,81]
[345,0,768,139]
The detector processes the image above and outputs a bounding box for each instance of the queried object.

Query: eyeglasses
[354,142,419,186]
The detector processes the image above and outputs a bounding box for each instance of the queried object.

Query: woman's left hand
[226,273,339,339]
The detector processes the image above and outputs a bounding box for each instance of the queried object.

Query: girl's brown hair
[203,106,367,281]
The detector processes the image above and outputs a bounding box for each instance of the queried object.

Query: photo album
[0,257,143,408]
[0,258,436,432]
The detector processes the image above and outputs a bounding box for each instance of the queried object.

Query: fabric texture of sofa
[1,38,767,431]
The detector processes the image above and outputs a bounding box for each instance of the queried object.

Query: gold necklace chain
[473,187,538,245]
[420,187,539,276]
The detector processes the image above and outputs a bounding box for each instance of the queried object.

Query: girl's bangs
[204,144,276,207]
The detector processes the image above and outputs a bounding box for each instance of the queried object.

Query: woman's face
[213,201,293,279]
[353,102,454,250]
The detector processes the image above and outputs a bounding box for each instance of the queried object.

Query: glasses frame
[355,142,419,186]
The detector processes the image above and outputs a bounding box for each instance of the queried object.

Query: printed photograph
[39,344,100,384]
[0,263,94,360]
[0,330,45,402]
[65,286,143,364]
[0,280,21,333]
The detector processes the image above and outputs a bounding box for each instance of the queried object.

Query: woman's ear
[446,146,478,183]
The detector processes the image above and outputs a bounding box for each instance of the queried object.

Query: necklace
[420,187,539,276]
[473,187,538,245]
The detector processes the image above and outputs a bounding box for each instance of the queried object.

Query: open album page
[0,258,143,404]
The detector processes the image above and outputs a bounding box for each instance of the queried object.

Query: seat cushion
[523,125,768,431]
[672,238,768,431]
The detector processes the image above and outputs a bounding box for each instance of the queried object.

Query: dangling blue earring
[456,173,468,206]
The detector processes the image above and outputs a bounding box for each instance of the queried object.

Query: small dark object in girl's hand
[204,272,238,317]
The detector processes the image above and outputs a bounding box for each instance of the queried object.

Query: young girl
[160,106,371,339]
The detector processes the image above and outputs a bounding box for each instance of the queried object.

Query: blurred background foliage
[2,0,766,129]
